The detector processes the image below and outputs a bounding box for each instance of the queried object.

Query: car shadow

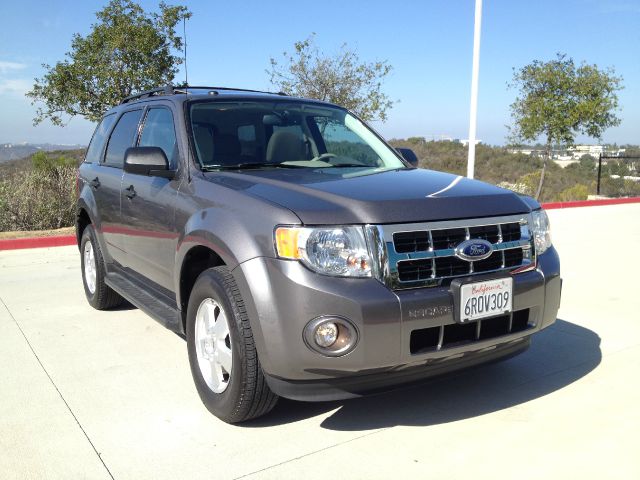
[246,319,601,430]
[111,300,137,311]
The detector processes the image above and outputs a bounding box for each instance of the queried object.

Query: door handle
[125,185,137,199]
[90,177,100,189]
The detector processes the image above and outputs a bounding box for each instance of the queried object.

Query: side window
[84,114,116,164]
[139,108,178,168]
[104,110,143,168]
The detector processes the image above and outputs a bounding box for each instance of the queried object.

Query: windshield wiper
[319,163,371,168]
[202,162,306,171]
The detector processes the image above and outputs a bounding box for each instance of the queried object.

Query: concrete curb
[1,196,639,251]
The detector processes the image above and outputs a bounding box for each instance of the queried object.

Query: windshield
[189,101,406,171]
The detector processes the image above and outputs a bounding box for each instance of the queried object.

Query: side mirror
[396,148,419,167]
[124,147,174,178]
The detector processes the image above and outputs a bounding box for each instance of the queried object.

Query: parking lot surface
[1,204,638,480]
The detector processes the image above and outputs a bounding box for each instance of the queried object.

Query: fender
[76,187,112,261]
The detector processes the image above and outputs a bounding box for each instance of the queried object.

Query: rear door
[120,105,181,292]
[94,109,144,265]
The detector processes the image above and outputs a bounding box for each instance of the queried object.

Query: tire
[186,266,278,423]
[80,224,123,310]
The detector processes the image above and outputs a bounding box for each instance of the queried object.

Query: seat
[266,130,306,163]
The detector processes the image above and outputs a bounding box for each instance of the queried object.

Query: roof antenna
[183,16,188,94]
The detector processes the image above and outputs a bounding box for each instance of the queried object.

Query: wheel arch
[177,243,227,333]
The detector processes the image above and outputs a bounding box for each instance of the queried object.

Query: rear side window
[104,110,143,167]
[84,114,116,164]
[138,108,178,168]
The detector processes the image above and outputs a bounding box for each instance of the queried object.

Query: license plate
[459,277,513,322]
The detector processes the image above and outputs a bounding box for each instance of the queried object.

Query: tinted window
[85,114,116,163]
[139,108,178,167]
[104,110,143,167]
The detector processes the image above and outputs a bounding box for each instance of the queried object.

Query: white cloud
[0,61,27,73]
[0,78,32,95]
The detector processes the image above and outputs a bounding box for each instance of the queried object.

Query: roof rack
[120,85,288,104]
[120,85,175,104]
[176,86,288,96]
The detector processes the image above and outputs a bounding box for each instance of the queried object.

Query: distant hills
[0,143,86,163]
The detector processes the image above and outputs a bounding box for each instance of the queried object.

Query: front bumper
[232,246,561,401]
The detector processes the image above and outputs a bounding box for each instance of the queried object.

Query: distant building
[567,145,604,159]
[508,147,544,157]
[461,139,482,147]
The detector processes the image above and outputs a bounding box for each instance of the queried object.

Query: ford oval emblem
[455,239,493,261]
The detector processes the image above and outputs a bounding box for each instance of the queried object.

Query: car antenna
[183,15,189,94]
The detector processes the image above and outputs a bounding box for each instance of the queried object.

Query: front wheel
[186,266,278,423]
[80,224,123,310]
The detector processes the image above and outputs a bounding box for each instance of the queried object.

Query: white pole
[467,0,483,179]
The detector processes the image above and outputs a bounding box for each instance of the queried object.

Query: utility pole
[467,0,483,179]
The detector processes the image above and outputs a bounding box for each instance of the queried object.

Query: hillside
[388,138,640,202]
[0,143,85,163]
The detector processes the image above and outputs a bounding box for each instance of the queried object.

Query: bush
[0,165,76,231]
[557,184,589,201]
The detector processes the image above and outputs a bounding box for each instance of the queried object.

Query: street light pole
[467,0,483,179]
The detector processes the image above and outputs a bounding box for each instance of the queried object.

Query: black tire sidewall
[80,225,102,307]
[186,269,247,421]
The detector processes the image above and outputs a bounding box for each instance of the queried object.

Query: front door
[120,106,181,292]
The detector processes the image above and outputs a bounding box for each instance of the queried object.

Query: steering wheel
[311,153,337,162]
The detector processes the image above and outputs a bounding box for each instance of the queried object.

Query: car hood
[203,167,534,225]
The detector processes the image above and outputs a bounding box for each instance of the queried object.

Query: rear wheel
[186,266,278,423]
[80,224,123,310]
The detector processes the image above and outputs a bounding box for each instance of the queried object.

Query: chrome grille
[366,214,535,290]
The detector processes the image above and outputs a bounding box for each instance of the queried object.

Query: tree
[268,34,394,122]
[27,0,191,126]
[508,53,622,199]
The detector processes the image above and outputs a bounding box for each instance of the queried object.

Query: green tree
[27,0,191,126]
[508,53,622,199]
[268,34,394,122]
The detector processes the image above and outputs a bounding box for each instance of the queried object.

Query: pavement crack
[233,428,388,479]
[0,296,116,480]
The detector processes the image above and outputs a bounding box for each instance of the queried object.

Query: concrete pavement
[1,203,638,480]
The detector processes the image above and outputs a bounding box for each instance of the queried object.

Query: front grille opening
[469,225,500,243]
[479,314,510,340]
[409,326,440,352]
[511,309,530,332]
[397,259,433,282]
[474,252,503,272]
[435,256,470,277]
[442,322,477,348]
[409,309,531,354]
[501,222,521,242]
[431,228,467,250]
[393,231,430,253]
[504,249,524,267]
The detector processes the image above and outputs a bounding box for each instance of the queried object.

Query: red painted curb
[541,196,640,210]
[0,235,76,251]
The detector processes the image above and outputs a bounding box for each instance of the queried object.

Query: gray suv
[76,86,561,423]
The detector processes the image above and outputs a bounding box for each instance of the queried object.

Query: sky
[0,0,638,146]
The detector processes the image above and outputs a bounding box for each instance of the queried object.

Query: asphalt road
[1,204,638,480]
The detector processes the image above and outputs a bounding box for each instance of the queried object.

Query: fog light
[303,316,359,357]
[314,322,338,347]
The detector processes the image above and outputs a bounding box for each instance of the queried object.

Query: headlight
[275,226,372,277]
[530,209,552,255]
